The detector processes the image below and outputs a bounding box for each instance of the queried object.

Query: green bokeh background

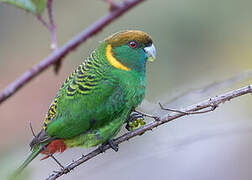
[1,0,252,179]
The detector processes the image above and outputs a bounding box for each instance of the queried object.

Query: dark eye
[129,41,137,48]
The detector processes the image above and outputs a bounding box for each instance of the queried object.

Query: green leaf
[1,0,47,15]
[31,0,47,14]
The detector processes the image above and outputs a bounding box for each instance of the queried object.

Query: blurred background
[1,0,252,179]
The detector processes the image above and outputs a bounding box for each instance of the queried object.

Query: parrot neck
[105,44,131,71]
[97,42,147,74]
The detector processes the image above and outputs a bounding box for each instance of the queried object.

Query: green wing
[44,52,127,139]
[42,51,100,130]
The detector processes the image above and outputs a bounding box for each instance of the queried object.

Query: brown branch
[47,0,61,73]
[0,0,145,105]
[37,15,50,29]
[36,0,58,53]
[46,85,252,180]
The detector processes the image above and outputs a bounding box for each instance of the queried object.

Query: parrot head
[104,30,156,72]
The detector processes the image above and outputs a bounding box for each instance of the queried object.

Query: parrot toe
[126,111,146,131]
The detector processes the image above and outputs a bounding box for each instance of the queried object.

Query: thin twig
[37,15,50,29]
[47,0,58,51]
[158,102,189,114]
[0,0,145,105]
[37,0,59,72]
[46,85,252,180]
[47,0,61,73]
[37,0,60,73]
[158,102,218,115]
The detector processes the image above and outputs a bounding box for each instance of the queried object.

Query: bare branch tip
[36,15,50,29]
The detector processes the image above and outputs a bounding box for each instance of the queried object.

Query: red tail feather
[41,139,67,160]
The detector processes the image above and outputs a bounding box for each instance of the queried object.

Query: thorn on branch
[104,0,122,11]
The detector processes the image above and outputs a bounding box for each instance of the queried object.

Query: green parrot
[14,30,156,175]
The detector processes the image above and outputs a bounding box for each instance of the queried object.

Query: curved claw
[126,112,146,131]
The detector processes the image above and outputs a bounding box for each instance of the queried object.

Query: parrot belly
[40,110,128,159]
[64,109,130,148]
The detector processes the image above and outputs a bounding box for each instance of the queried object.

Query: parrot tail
[12,145,42,177]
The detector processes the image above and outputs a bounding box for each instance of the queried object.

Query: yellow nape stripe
[106,44,130,71]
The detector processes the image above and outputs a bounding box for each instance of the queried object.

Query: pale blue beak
[144,44,156,62]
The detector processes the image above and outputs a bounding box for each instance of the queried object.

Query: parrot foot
[126,111,146,131]
[98,139,119,152]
